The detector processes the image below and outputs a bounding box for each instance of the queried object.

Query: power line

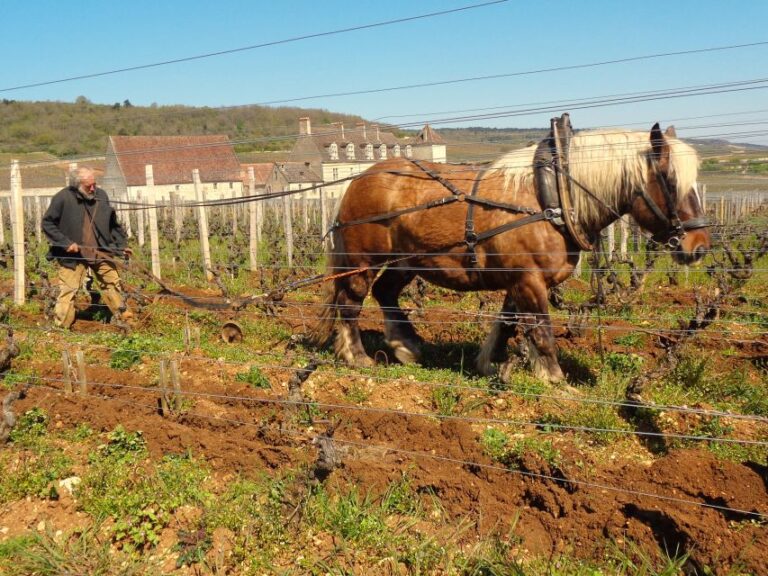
[256,40,768,106]
[0,1,508,94]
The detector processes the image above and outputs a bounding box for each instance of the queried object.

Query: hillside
[0,98,369,157]
[1,99,766,167]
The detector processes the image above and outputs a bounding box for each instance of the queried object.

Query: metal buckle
[666,235,682,249]
[543,207,564,226]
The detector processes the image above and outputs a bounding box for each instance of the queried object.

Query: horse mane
[491,130,699,229]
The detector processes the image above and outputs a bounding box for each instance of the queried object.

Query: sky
[2,0,768,145]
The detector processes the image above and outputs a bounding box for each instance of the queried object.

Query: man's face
[80,174,96,195]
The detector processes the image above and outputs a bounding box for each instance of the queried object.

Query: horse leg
[334,272,375,367]
[371,268,422,364]
[476,292,518,377]
[507,280,564,383]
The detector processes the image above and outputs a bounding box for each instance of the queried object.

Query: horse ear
[650,122,665,160]
[665,125,677,138]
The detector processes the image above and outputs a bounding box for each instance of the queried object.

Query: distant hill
[0,98,370,157]
[1,99,765,165]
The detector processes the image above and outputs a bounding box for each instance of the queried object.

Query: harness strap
[465,167,488,265]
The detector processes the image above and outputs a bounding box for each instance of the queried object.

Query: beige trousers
[54,261,126,328]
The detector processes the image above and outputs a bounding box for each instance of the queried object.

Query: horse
[309,122,711,383]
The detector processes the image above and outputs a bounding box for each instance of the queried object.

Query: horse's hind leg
[334,272,375,367]
[511,278,564,383]
[476,292,518,377]
[372,268,422,364]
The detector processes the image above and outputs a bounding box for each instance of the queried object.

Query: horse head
[630,123,711,265]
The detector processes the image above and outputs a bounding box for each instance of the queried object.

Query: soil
[1,285,767,574]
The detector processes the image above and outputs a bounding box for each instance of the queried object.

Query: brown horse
[310,123,711,383]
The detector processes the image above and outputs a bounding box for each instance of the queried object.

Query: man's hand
[65,243,79,253]
[123,247,133,259]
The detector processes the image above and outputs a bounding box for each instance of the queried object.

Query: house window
[213,182,218,190]
[329,143,339,160]
[229,182,234,189]
[405,145,412,158]
[364,144,373,160]
[379,144,387,160]
[332,168,339,180]
[346,143,355,160]
[393,144,401,157]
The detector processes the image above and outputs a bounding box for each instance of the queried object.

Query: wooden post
[301,191,309,232]
[573,252,582,279]
[144,165,162,280]
[10,160,25,305]
[699,183,707,213]
[75,349,87,396]
[0,197,5,245]
[248,167,258,271]
[619,216,628,259]
[320,186,328,245]
[231,191,238,239]
[170,358,181,410]
[193,169,213,281]
[169,191,181,245]
[33,195,42,242]
[605,223,615,261]
[282,191,294,267]
[61,350,72,394]
[158,359,170,415]
[719,196,725,224]
[136,189,145,247]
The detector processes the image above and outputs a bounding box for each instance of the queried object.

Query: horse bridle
[638,158,710,248]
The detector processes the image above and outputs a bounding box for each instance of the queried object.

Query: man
[43,166,132,328]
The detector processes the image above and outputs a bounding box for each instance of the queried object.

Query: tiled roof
[277,162,323,183]
[298,123,402,162]
[414,124,445,144]
[240,162,274,186]
[108,135,241,186]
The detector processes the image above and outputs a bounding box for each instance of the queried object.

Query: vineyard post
[605,222,615,261]
[319,186,328,246]
[282,191,294,267]
[75,349,87,396]
[0,196,6,245]
[170,191,182,245]
[158,359,170,415]
[9,160,25,305]
[231,190,238,239]
[33,195,42,242]
[193,169,213,281]
[122,190,133,239]
[61,350,72,394]
[136,189,146,247]
[301,190,309,232]
[144,165,162,280]
[619,216,629,259]
[248,167,258,271]
[700,183,707,213]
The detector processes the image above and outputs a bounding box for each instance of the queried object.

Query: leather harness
[330,114,710,259]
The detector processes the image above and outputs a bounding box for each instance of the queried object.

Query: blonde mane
[491,129,699,229]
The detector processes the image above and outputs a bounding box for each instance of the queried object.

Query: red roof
[240,162,274,186]
[108,135,241,186]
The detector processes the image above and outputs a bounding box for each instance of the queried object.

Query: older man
[42,166,132,328]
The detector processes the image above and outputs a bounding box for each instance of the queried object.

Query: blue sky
[3,0,768,144]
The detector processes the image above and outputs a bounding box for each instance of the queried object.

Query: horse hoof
[388,340,421,365]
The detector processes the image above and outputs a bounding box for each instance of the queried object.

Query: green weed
[234,365,271,389]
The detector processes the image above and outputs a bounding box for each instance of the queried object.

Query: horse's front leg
[509,279,564,383]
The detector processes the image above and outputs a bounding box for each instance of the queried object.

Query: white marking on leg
[476,320,502,376]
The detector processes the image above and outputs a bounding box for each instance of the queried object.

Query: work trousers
[53,260,126,328]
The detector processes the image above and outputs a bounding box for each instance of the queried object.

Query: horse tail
[307,226,345,348]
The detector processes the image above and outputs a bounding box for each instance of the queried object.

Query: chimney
[356,122,366,140]
[333,122,345,140]
[299,117,311,135]
[373,124,380,140]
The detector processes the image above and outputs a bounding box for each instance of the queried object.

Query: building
[289,117,446,199]
[103,135,243,203]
